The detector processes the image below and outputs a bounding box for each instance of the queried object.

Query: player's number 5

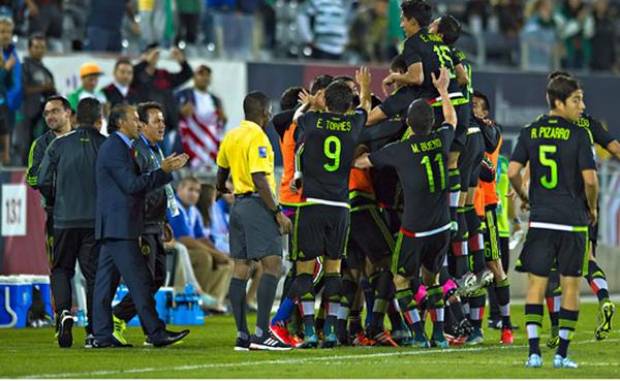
[324,135,341,172]
[539,144,558,190]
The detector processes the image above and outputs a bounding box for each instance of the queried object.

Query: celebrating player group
[220,0,618,369]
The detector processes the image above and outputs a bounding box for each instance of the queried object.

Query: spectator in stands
[168,176,234,313]
[18,33,55,166]
[175,0,201,48]
[102,58,140,108]
[521,0,558,71]
[496,0,525,38]
[86,0,138,53]
[590,0,617,71]
[68,63,107,111]
[25,0,63,51]
[386,0,404,58]
[176,64,226,169]
[349,0,390,63]
[465,0,492,33]
[297,0,351,60]
[555,0,594,69]
[0,16,21,166]
[138,0,166,47]
[133,44,192,135]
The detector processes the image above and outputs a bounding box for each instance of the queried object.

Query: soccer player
[342,147,397,347]
[467,91,514,345]
[509,75,598,368]
[269,78,332,347]
[543,71,616,343]
[355,67,456,349]
[289,67,372,348]
[383,2,468,236]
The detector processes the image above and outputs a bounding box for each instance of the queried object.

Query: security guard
[216,91,292,351]
[111,101,177,345]
[37,98,107,348]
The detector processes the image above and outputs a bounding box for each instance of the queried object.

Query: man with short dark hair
[26,95,72,300]
[288,68,371,348]
[111,101,179,345]
[92,103,189,348]
[176,64,226,169]
[102,58,139,108]
[216,91,293,351]
[509,75,598,369]
[18,33,55,165]
[37,98,107,348]
[355,67,456,349]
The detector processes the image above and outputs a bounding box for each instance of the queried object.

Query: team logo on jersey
[258,146,267,158]
[141,243,151,256]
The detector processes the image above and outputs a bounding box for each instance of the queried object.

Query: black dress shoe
[90,337,134,348]
[151,329,190,347]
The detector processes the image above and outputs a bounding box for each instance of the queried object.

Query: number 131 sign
[2,184,27,236]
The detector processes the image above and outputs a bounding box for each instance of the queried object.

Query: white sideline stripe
[20,338,620,379]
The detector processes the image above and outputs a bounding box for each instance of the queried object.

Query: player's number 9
[539,144,558,190]
[323,135,341,172]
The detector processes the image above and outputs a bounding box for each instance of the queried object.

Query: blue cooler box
[0,276,33,328]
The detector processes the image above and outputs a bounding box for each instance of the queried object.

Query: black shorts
[457,129,485,191]
[391,229,450,278]
[297,204,350,261]
[433,101,470,152]
[517,228,588,277]
[483,205,501,262]
[379,86,419,120]
[345,205,394,270]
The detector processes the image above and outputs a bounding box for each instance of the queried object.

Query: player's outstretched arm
[432,67,456,127]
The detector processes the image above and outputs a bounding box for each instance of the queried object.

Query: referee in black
[37,98,107,348]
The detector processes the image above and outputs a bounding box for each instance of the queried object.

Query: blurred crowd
[0,1,615,72]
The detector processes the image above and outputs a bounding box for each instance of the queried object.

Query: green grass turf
[0,302,617,378]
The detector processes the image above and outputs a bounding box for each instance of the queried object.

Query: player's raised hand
[432,67,450,93]
[298,88,314,107]
[356,66,371,89]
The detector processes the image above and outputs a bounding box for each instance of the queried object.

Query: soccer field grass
[0,302,617,379]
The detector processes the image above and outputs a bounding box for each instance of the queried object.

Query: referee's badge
[141,243,151,256]
[258,146,267,158]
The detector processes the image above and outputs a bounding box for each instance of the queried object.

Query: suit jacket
[95,133,172,240]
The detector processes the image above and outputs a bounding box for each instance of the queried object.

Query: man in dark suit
[92,103,189,348]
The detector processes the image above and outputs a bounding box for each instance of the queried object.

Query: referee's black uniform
[38,123,106,339]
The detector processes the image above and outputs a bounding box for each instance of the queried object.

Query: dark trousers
[176,13,199,44]
[112,234,166,324]
[488,236,510,320]
[51,228,99,334]
[93,238,165,343]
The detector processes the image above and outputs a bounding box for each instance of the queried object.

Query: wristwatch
[272,205,282,216]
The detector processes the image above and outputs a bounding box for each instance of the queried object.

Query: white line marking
[20,338,620,378]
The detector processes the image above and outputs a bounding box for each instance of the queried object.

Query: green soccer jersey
[496,155,510,238]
